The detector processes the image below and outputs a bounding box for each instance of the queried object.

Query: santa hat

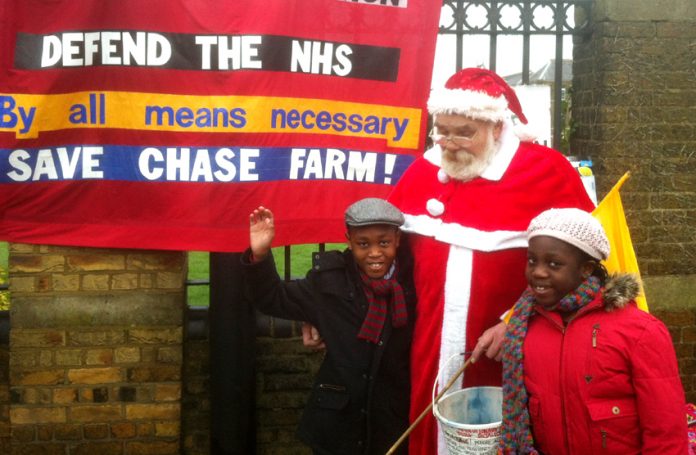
[428,68,537,141]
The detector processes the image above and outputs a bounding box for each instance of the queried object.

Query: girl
[500,208,687,454]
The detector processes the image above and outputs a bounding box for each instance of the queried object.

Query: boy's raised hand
[249,206,275,262]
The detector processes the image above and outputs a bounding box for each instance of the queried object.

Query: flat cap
[344,198,404,228]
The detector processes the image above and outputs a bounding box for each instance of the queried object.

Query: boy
[243,198,415,455]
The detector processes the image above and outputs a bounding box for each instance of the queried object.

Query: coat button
[378,340,384,346]
[612,406,620,415]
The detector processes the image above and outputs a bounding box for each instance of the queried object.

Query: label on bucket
[442,426,500,454]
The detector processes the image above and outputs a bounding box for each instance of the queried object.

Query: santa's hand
[301,322,326,350]
[471,321,507,363]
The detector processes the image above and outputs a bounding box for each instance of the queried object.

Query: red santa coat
[388,125,595,454]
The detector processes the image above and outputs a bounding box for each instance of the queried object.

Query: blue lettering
[145,104,247,129]
[195,108,212,127]
[213,108,228,127]
[348,114,362,133]
[333,112,347,132]
[176,107,194,127]
[286,109,300,129]
[315,111,331,130]
[230,108,247,128]
[0,96,18,128]
[301,110,315,129]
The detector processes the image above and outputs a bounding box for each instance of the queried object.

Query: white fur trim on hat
[513,122,539,143]
[428,88,510,123]
[527,208,610,260]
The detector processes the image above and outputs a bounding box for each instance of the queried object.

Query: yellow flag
[592,172,648,311]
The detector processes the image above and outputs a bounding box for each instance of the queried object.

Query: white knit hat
[527,208,610,261]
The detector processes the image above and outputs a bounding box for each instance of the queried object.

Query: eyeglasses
[429,128,478,147]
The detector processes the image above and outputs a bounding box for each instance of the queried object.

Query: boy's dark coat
[242,247,415,455]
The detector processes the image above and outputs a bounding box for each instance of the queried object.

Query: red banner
[0,0,439,251]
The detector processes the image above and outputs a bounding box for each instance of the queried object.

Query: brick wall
[572,0,696,275]
[2,277,695,454]
[1,316,9,454]
[646,276,696,404]
[6,244,186,454]
[181,308,209,455]
[254,334,322,455]
[572,0,696,405]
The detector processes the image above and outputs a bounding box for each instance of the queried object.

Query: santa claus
[387,68,595,454]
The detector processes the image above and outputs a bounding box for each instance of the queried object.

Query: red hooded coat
[524,275,688,454]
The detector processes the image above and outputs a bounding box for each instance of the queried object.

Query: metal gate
[438,0,592,150]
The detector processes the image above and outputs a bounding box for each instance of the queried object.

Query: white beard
[440,129,498,182]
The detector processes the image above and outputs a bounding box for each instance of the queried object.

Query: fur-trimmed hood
[603,273,641,311]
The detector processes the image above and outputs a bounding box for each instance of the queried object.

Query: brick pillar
[8,244,186,454]
[572,0,696,401]
[572,0,696,275]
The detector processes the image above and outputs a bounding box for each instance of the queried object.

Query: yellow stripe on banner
[0,92,422,148]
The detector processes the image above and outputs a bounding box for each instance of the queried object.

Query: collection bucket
[433,386,503,455]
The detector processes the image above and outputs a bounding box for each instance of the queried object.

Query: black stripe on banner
[14,31,400,82]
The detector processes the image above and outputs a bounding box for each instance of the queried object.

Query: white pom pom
[513,123,539,142]
[426,198,445,217]
[437,168,450,184]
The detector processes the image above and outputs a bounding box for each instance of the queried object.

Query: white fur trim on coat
[437,245,474,454]
[401,214,527,252]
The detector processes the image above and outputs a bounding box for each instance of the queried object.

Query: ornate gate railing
[437,0,592,149]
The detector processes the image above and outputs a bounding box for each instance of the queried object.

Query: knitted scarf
[357,267,407,344]
[499,276,602,455]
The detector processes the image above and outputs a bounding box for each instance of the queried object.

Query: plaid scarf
[499,276,601,455]
[357,267,408,344]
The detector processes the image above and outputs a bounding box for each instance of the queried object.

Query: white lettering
[289,149,306,180]
[147,33,171,66]
[82,146,104,178]
[239,148,259,181]
[346,151,376,182]
[190,149,213,182]
[40,35,61,67]
[303,149,324,179]
[166,147,191,181]
[139,147,164,180]
[61,32,83,66]
[333,44,353,76]
[101,31,121,65]
[214,148,236,182]
[195,36,217,70]
[40,31,173,67]
[7,150,32,181]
